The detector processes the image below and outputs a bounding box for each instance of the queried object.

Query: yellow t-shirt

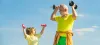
[25,34,41,45]
[55,14,75,37]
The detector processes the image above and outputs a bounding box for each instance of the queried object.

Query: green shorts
[56,36,66,45]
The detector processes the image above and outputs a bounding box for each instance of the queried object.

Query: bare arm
[50,6,59,21]
[22,28,27,38]
[40,27,45,35]
[22,24,27,38]
[72,4,77,20]
[40,26,46,35]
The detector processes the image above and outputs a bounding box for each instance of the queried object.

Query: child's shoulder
[35,33,41,38]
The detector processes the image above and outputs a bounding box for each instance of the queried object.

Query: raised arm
[40,24,46,35]
[72,4,77,20]
[50,6,59,21]
[22,24,27,38]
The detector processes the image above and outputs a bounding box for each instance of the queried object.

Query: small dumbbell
[41,24,47,27]
[22,24,26,29]
[53,5,56,10]
[69,1,78,9]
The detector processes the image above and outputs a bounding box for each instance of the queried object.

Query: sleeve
[69,14,77,20]
[35,33,41,38]
[69,14,75,20]
[54,16,60,22]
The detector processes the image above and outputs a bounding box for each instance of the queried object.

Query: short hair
[60,4,68,9]
[26,27,35,35]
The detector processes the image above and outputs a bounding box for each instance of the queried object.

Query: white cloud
[75,28,95,36]
[74,25,99,36]
[75,28,95,32]
[77,31,84,36]
[78,14,85,17]
[92,25,99,28]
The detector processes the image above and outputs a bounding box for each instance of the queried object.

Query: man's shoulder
[55,15,61,19]
[56,15,61,17]
[68,14,73,18]
[68,14,72,16]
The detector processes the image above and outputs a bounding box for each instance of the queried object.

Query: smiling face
[59,4,68,16]
[31,28,36,35]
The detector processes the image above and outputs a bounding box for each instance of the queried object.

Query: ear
[65,9,67,11]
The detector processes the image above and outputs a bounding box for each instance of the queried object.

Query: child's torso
[27,36,39,45]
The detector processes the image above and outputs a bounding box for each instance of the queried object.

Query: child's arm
[72,4,77,20]
[50,6,59,21]
[40,24,46,35]
[22,24,27,38]
[22,28,27,38]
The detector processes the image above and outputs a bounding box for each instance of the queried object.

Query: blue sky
[0,0,100,45]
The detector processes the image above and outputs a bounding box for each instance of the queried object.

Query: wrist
[72,7,74,9]
[54,9,58,12]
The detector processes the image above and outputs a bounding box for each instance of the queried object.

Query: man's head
[59,4,68,16]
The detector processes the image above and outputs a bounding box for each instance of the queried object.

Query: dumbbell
[22,24,26,29]
[41,24,47,27]
[53,4,56,10]
[69,0,78,9]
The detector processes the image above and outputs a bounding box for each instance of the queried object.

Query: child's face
[59,4,68,15]
[31,28,36,35]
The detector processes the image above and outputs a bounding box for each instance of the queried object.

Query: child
[22,24,46,45]
[50,4,77,45]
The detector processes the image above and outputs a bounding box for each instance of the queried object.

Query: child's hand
[41,24,47,28]
[22,24,26,29]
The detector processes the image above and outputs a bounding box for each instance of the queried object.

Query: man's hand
[50,6,59,21]
[72,4,77,20]
[72,4,75,9]
[54,6,59,11]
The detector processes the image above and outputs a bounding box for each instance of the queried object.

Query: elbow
[40,32,43,35]
[73,14,77,17]
[50,18,53,21]
[50,18,52,20]
[72,15,77,20]
[73,16,77,20]
[50,18,55,21]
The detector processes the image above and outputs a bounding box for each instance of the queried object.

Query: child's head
[59,4,68,16]
[26,27,36,35]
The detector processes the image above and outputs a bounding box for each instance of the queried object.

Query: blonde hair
[26,27,35,35]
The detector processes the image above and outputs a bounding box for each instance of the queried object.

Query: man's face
[59,4,68,12]
[59,4,68,15]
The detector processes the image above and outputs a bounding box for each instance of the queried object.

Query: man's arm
[50,6,59,21]
[72,4,77,20]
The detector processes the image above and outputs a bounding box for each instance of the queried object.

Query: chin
[61,13,65,15]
